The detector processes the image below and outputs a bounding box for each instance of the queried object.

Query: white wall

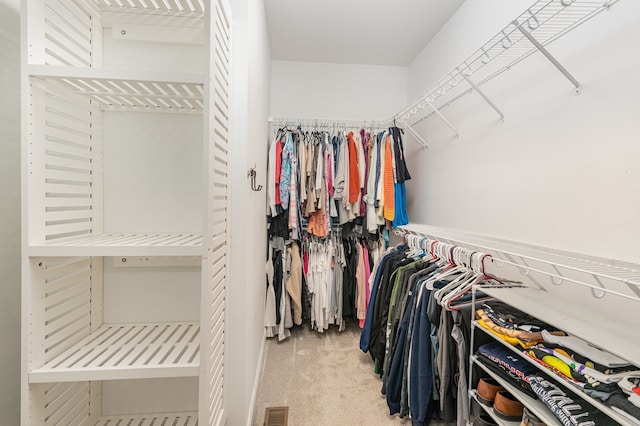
[227,0,271,424]
[0,0,21,424]
[271,60,407,120]
[405,0,640,263]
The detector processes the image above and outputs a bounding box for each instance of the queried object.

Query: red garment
[348,132,360,203]
[275,140,282,206]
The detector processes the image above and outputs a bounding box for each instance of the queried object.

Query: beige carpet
[252,324,455,425]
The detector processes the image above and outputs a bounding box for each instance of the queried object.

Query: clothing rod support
[426,100,460,138]
[460,72,504,121]
[403,122,429,150]
[514,22,582,95]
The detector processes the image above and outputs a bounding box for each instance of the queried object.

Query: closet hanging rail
[268,116,392,130]
[398,224,640,303]
[393,0,619,130]
[268,116,430,150]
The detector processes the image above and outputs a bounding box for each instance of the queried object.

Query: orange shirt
[383,136,395,221]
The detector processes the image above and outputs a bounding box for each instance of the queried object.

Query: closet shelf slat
[27,65,204,114]
[95,411,199,426]
[27,233,203,256]
[29,322,200,383]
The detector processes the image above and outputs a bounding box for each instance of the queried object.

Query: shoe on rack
[474,411,498,426]
[493,390,524,421]
[520,406,546,426]
[477,377,505,406]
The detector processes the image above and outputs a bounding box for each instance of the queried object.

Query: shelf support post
[460,71,504,121]
[514,22,582,95]
[426,100,459,138]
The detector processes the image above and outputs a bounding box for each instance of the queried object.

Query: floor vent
[264,406,289,426]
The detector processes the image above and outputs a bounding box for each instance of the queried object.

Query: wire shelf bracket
[514,21,582,95]
[426,100,460,139]
[403,122,429,150]
[460,71,505,121]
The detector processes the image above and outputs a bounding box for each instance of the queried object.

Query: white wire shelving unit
[472,318,636,425]
[397,224,640,424]
[393,0,620,144]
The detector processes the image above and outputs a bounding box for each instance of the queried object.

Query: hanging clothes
[360,237,500,424]
[265,122,413,339]
[286,242,303,325]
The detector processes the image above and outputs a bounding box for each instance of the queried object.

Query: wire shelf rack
[395,0,618,129]
[399,224,640,302]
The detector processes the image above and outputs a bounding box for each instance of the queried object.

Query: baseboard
[246,329,267,426]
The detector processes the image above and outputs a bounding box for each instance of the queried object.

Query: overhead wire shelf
[399,224,640,302]
[394,0,618,132]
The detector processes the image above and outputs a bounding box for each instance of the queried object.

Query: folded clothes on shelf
[476,303,565,348]
[477,342,538,398]
[534,345,638,384]
[481,302,561,334]
[528,375,610,426]
[525,345,640,421]
[541,330,631,368]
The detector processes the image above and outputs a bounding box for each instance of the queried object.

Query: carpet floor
[252,324,455,425]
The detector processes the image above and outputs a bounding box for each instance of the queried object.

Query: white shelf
[30,322,200,383]
[96,0,206,18]
[473,355,562,426]
[479,286,640,367]
[28,233,203,257]
[473,320,636,426]
[469,390,520,426]
[96,411,198,426]
[28,65,204,114]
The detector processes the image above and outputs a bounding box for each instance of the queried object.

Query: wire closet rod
[268,116,395,130]
[397,225,640,303]
[268,116,429,149]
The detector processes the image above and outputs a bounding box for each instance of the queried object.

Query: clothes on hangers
[359,236,501,424]
[265,122,410,339]
[266,126,411,237]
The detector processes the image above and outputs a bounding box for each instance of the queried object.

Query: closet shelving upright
[394,0,619,137]
[399,224,640,425]
[21,0,231,424]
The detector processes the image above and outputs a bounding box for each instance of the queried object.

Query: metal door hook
[248,166,262,191]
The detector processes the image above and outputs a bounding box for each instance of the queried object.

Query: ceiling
[264,0,465,66]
